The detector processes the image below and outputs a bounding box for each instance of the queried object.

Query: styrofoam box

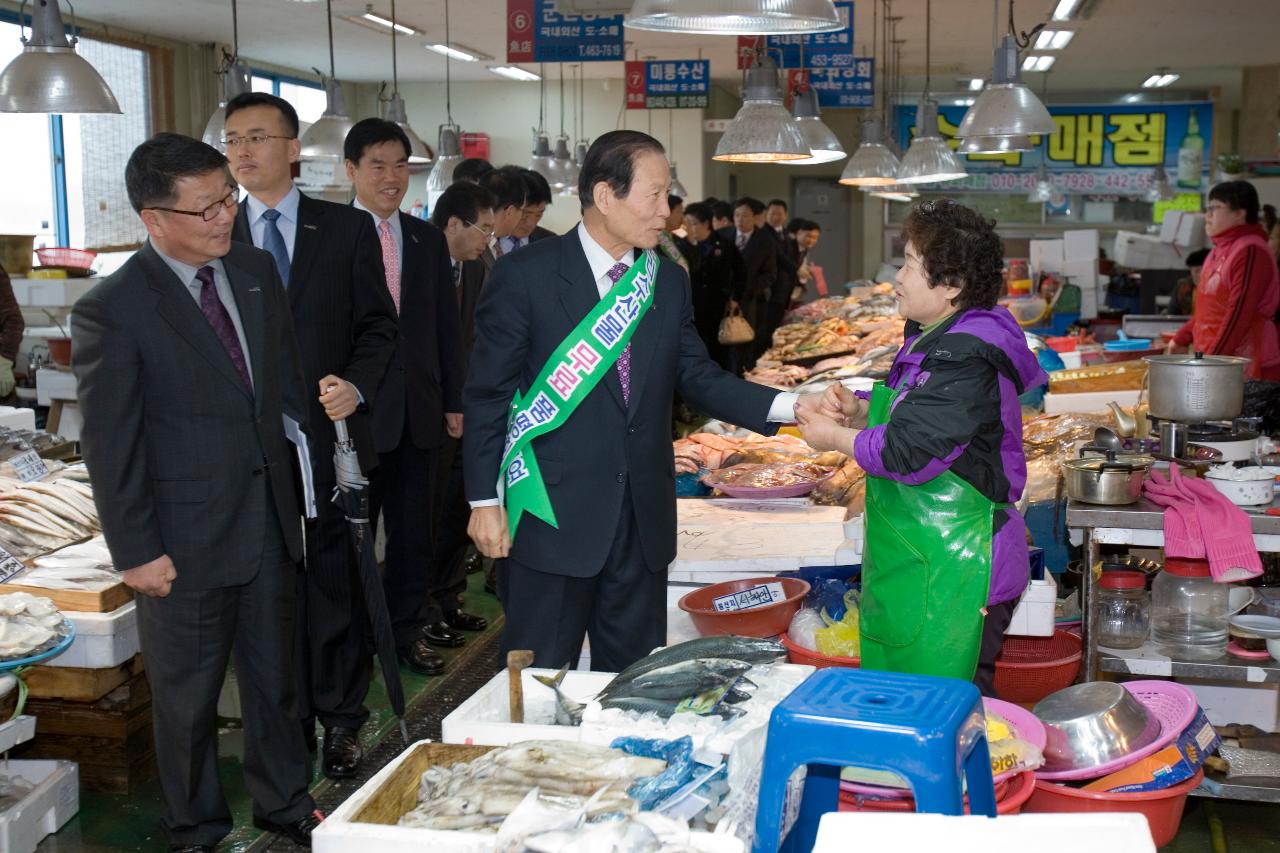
[48,601,138,669]
[1005,571,1057,637]
[0,761,79,853]
[812,813,1155,853]
[1043,389,1142,415]
[313,740,744,853]
[1177,678,1280,732]
[0,408,35,431]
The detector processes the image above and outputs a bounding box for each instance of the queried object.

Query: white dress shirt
[244,184,300,260]
[152,241,254,389]
[469,225,798,509]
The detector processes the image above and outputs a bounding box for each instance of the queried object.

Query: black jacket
[687,232,746,330]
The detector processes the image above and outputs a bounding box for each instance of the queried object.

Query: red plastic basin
[1022,769,1203,848]
[678,577,809,638]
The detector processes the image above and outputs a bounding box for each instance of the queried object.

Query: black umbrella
[332,418,409,744]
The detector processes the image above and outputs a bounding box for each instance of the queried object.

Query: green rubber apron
[859,380,1002,680]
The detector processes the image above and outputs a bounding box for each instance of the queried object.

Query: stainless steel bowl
[1033,682,1162,772]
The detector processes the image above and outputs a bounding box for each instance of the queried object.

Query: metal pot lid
[1063,454,1154,474]
[1142,354,1250,367]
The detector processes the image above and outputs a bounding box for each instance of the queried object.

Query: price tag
[712,582,788,613]
[9,450,48,483]
[0,545,26,583]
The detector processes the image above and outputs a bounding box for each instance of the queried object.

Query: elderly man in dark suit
[72,133,320,852]
[224,92,396,781]
[464,131,821,671]
[345,119,466,675]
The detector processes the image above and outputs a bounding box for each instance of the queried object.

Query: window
[0,21,57,251]
[250,71,327,128]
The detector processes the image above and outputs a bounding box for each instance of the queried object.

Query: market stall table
[1068,496,1280,804]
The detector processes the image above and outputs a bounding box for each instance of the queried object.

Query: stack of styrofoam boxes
[1005,571,1058,637]
[0,716,78,853]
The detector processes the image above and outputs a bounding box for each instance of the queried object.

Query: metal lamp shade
[897,100,966,184]
[1145,165,1175,202]
[202,60,252,151]
[714,53,808,162]
[529,131,558,181]
[1027,167,1054,202]
[0,0,121,114]
[625,0,842,35]
[955,36,1055,145]
[385,93,433,168]
[426,124,462,208]
[549,135,575,189]
[839,115,901,186]
[300,78,354,161]
[669,162,689,198]
[864,183,918,202]
[782,86,845,165]
[957,133,1035,155]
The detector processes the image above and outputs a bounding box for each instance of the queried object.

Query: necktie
[606,261,633,406]
[196,266,251,390]
[259,209,290,287]
[736,232,748,251]
[379,220,400,313]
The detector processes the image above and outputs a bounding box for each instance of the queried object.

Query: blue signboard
[626,60,711,110]
[892,101,1214,193]
[532,0,624,62]
[768,0,855,69]
[795,60,873,109]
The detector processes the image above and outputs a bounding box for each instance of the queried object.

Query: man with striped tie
[344,119,465,679]
[225,94,396,781]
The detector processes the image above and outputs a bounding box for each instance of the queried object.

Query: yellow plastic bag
[814,590,861,658]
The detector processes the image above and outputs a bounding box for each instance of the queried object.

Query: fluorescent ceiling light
[363,12,415,35]
[1142,72,1179,88]
[1052,0,1082,21]
[969,78,985,91]
[956,97,975,106]
[426,43,489,62]
[1021,55,1056,72]
[1122,93,1142,103]
[1035,29,1075,49]
[489,65,540,81]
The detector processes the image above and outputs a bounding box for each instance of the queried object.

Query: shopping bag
[718,301,754,345]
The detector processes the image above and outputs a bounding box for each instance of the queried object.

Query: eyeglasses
[221,134,294,148]
[465,220,495,239]
[147,189,239,222]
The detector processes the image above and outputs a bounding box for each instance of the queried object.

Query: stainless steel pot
[1144,352,1248,422]
[1033,682,1162,773]
[1062,451,1153,505]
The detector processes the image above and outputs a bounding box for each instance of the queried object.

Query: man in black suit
[345,119,466,674]
[480,167,526,263]
[429,181,498,638]
[72,134,320,852]
[464,131,821,671]
[730,197,779,370]
[499,167,555,252]
[224,92,396,781]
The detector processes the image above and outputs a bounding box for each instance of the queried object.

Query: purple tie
[606,261,632,406]
[196,266,252,390]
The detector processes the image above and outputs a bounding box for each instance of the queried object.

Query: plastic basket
[1023,768,1202,848]
[36,247,96,270]
[994,629,1082,704]
[780,632,860,669]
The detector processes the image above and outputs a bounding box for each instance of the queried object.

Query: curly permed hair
[902,199,1004,311]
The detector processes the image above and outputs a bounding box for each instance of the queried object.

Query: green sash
[498,250,659,540]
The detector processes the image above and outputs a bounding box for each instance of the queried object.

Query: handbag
[718,300,754,345]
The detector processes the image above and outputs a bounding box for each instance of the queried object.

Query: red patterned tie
[606,261,632,405]
[196,266,251,390]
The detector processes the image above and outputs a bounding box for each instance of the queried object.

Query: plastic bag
[805,578,854,621]
[814,591,860,658]
[612,735,696,811]
[787,608,824,652]
[986,712,1045,776]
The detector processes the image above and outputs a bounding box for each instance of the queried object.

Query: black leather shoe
[398,638,445,675]
[322,726,363,779]
[169,845,213,853]
[444,610,488,632]
[252,810,323,848]
[422,621,466,648]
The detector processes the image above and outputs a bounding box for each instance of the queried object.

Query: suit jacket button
[615,473,624,484]
[627,426,636,435]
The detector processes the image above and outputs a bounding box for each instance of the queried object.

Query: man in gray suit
[72,134,320,852]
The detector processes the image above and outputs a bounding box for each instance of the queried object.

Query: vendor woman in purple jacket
[797,200,1045,694]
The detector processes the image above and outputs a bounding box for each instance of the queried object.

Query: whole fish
[599,636,785,695]
[493,741,666,786]
[599,658,751,702]
[532,666,586,726]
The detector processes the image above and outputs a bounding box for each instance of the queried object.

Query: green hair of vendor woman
[901,199,1005,311]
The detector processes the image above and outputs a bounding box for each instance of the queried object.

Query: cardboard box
[1082,707,1219,793]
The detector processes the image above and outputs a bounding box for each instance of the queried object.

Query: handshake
[793,383,871,454]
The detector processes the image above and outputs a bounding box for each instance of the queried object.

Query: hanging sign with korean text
[789,61,873,109]
[626,60,711,110]
[893,101,1214,193]
[507,0,624,63]
[737,0,855,69]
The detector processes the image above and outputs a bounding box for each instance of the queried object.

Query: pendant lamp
[425,0,462,210]
[783,81,846,165]
[624,0,842,35]
[896,1,965,185]
[713,52,808,163]
[202,59,251,151]
[1144,164,1175,202]
[529,64,560,182]
[839,114,900,186]
[299,0,354,162]
[955,20,1055,149]
[957,133,1034,155]
[665,110,689,196]
[548,65,575,189]
[1027,164,1053,202]
[0,0,121,113]
[384,0,431,170]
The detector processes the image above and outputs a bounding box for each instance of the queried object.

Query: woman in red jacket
[1169,181,1280,380]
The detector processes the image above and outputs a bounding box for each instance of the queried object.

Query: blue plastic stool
[752,668,997,853]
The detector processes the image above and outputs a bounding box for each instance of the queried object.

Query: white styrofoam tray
[812,813,1155,853]
[442,663,815,755]
[47,601,138,669]
[0,760,79,853]
[313,740,744,853]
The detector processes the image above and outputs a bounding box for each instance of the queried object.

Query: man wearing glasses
[72,133,320,852]
[222,93,397,782]
[343,118,467,675]
[429,180,498,640]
